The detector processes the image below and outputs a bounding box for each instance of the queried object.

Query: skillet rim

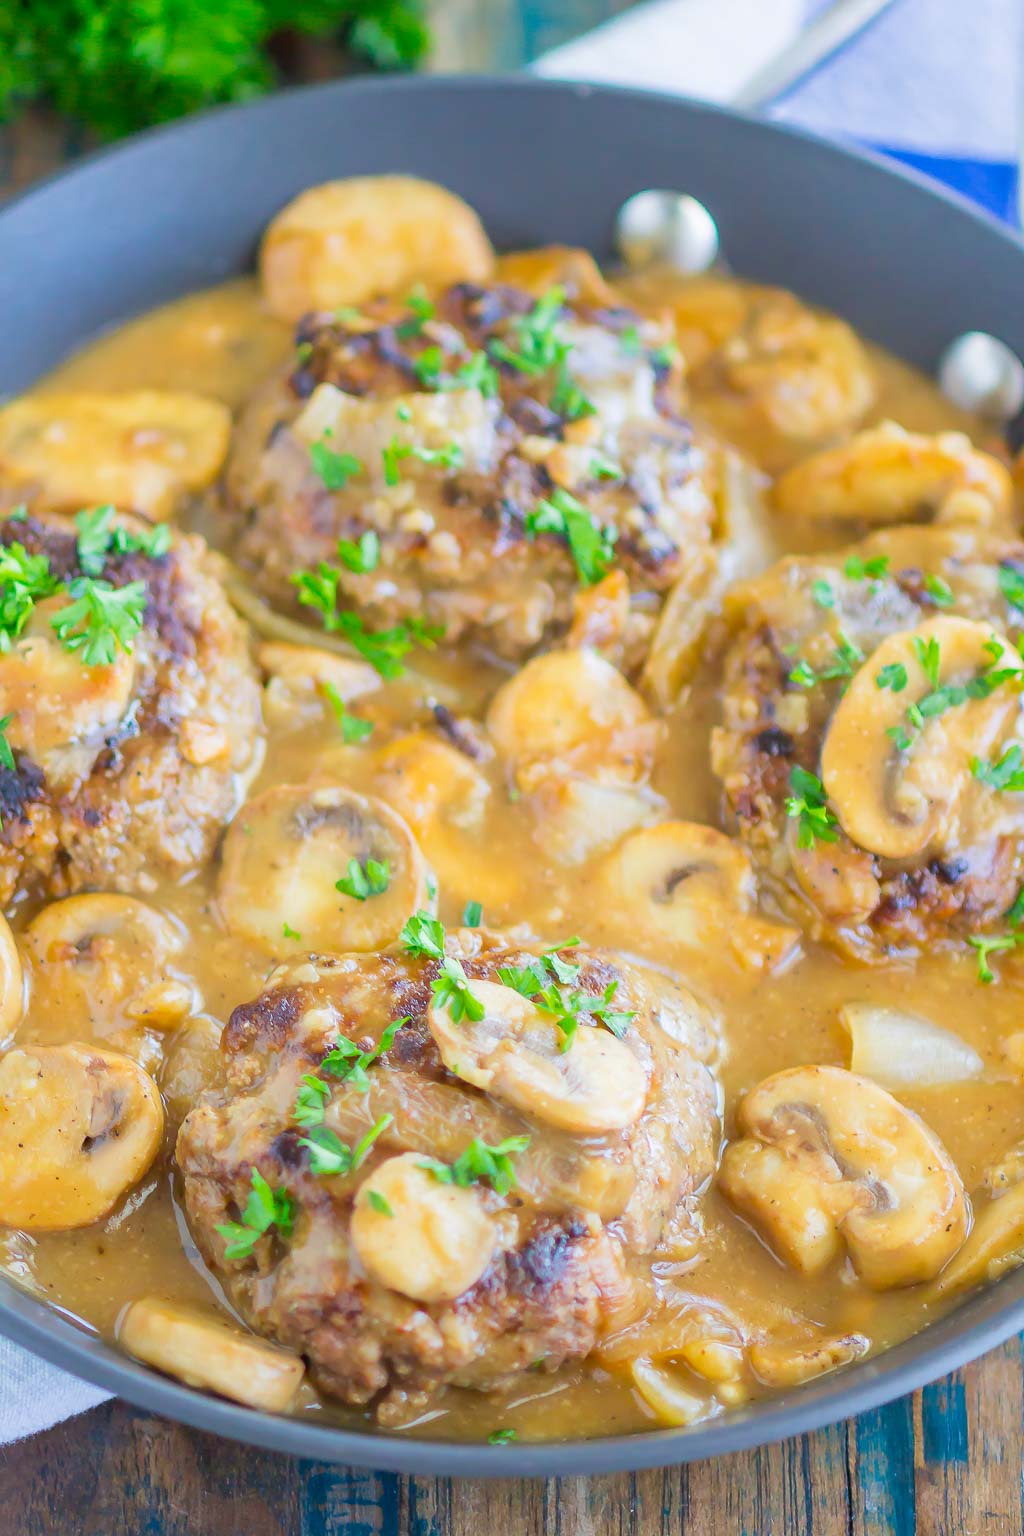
[1,70,1024,1475]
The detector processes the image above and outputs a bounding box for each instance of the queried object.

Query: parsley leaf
[366,1189,394,1216]
[550,356,596,423]
[525,487,616,587]
[420,1134,530,1197]
[432,955,485,1023]
[0,714,15,772]
[215,1169,294,1261]
[336,530,379,574]
[876,663,908,693]
[310,437,363,491]
[968,932,1024,984]
[462,899,483,927]
[844,554,890,581]
[381,438,463,486]
[322,681,374,743]
[811,579,834,609]
[999,563,1024,613]
[299,1114,392,1178]
[395,288,434,339]
[293,1074,330,1128]
[282,921,301,941]
[291,565,444,678]
[400,910,446,960]
[50,578,146,666]
[0,540,59,646]
[971,744,1024,792]
[924,572,954,607]
[489,286,566,376]
[784,765,839,848]
[488,1428,516,1445]
[336,857,390,901]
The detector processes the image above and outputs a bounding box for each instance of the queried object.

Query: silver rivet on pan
[615,190,720,274]
[937,331,1024,421]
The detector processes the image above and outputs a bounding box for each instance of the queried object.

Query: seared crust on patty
[176,929,719,1414]
[223,271,720,668]
[0,508,262,900]
[712,525,1024,957]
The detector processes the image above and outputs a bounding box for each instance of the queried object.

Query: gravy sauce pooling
[2,206,1023,1443]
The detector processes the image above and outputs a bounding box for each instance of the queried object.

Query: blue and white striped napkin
[536,0,1022,223]
[2,0,1020,1445]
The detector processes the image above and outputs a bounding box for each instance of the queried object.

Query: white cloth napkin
[2,0,1019,1445]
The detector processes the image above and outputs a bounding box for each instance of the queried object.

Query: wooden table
[1,6,1021,1531]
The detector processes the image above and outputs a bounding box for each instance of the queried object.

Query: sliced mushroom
[933,1181,1024,1298]
[719,1064,967,1288]
[0,1043,163,1228]
[259,176,494,321]
[748,1330,870,1388]
[0,593,137,787]
[349,1151,497,1303]
[486,648,661,791]
[258,642,380,729]
[821,615,1024,860]
[0,914,23,1040]
[372,732,518,906]
[25,895,190,1046]
[427,978,648,1135]
[217,784,431,954]
[595,822,800,973]
[119,1297,304,1411]
[774,421,1014,530]
[0,390,231,519]
[624,275,875,466]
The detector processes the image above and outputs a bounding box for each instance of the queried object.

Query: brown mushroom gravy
[2,182,1024,1443]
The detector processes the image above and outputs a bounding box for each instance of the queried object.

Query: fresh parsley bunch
[0,0,428,140]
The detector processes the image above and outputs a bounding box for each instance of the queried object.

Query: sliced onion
[839,1002,983,1089]
[629,1358,716,1427]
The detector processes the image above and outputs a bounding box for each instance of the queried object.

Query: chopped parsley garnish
[310,434,363,491]
[887,633,1023,753]
[50,577,146,667]
[811,579,835,610]
[395,288,434,339]
[319,1016,409,1094]
[489,286,566,376]
[924,572,954,607]
[619,326,642,355]
[589,452,623,481]
[784,765,839,849]
[366,1189,394,1216]
[496,943,633,1052]
[414,346,499,397]
[844,554,890,582]
[432,955,486,1023]
[550,358,596,423]
[789,633,864,689]
[291,564,443,678]
[300,1114,392,1178]
[649,341,678,369]
[0,714,14,772]
[525,487,616,587]
[74,505,171,575]
[336,530,379,574]
[462,899,483,927]
[381,438,464,486]
[971,744,1024,792]
[488,1428,516,1445]
[215,1169,294,1261]
[419,1135,530,1197]
[913,635,941,690]
[400,910,446,960]
[322,681,374,743]
[998,563,1024,613]
[1007,885,1024,926]
[876,663,908,693]
[282,920,302,941]
[336,857,390,901]
[968,932,1024,984]
[0,539,60,646]
[293,1074,330,1127]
